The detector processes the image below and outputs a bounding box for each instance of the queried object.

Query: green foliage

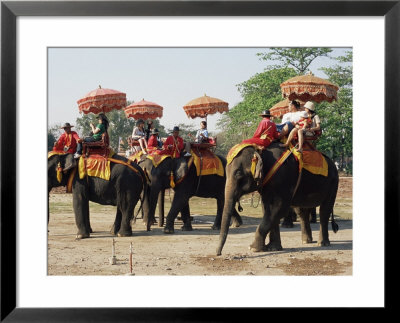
[217,66,297,155]
[47,123,63,151]
[316,50,353,171]
[257,47,332,74]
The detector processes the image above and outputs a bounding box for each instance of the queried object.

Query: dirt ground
[48,177,352,276]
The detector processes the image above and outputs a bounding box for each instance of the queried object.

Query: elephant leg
[281,207,296,228]
[212,198,223,230]
[117,192,137,237]
[266,222,282,251]
[318,203,331,246]
[231,208,243,228]
[180,203,193,231]
[250,197,287,252]
[158,189,165,227]
[296,207,313,244]
[310,207,317,223]
[73,195,90,239]
[164,193,188,234]
[110,209,122,236]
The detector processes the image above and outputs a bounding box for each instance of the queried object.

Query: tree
[47,124,63,151]
[317,51,353,172]
[217,66,298,155]
[257,47,332,74]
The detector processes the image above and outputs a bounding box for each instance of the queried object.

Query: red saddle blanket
[191,148,224,177]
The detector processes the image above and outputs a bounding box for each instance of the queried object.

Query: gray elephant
[217,142,339,255]
[48,153,147,238]
[138,153,243,233]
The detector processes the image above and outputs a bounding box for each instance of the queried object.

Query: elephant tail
[331,210,339,233]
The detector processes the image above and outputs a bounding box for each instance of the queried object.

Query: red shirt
[163,135,184,158]
[242,118,280,147]
[147,135,159,149]
[53,131,81,154]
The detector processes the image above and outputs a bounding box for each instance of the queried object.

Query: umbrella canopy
[270,98,305,118]
[280,72,339,103]
[123,99,163,120]
[77,86,127,114]
[183,94,229,119]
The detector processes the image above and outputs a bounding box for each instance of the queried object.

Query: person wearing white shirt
[276,100,303,136]
[184,121,209,157]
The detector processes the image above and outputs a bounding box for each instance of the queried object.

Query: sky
[48,47,350,133]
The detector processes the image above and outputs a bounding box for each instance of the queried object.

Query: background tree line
[215,48,353,174]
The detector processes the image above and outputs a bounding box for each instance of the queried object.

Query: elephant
[48,153,147,238]
[138,154,243,233]
[216,142,339,255]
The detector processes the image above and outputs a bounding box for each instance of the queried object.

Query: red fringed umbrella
[123,99,163,120]
[183,94,229,119]
[270,98,305,118]
[77,85,127,114]
[280,72,339,103]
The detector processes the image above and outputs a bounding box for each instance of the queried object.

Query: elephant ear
[174,158,189,183]
[63,153,77,172]
[251,151,263,183]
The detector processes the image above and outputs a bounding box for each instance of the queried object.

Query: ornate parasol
[270,98,305,118]
[77,85,127,114]
[123,99,163,120]
[280,72,339,103]
[183,94,229,119]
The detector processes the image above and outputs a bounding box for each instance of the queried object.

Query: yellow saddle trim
[227,143,257,165]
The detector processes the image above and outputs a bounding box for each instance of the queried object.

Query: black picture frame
[1,1,397,321]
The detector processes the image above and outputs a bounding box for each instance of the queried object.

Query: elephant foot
[249,241,266,253]
[76,232,90,240]
[211,224,220,230]
[317,239,330,247]
[90,227,93,233]
[164,226,175,234]
[231,216,243,227]
[302,238,313,244]
[181,224,193,231]
[117,231,132,237]
[265,242,283,251]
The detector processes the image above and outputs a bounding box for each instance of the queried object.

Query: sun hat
[259,110,272,117]
[60,122,74,129]
[304,101,315,112]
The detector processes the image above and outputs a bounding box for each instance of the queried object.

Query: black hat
[150,128,159,135]
[173,126,180,132]
[61,122,74,129]
[259,110,272,117]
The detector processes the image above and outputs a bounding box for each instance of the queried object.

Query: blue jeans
[276,121,294,133]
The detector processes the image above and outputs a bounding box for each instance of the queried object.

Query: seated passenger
[53,122,81,154]
[280,101,320,153]
[132,119,148,154]
[276,100,303,137]
[74,113,108,158]
[147,128,162,150]
[184,121,209,157]
[241,110,280,148]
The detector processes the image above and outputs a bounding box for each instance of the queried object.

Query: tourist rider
[74,113,109,158]
[132,119,148,154]
[276,100,303,137]
[184,120,209,157]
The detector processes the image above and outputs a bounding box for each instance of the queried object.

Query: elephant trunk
[216,182,236,256]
